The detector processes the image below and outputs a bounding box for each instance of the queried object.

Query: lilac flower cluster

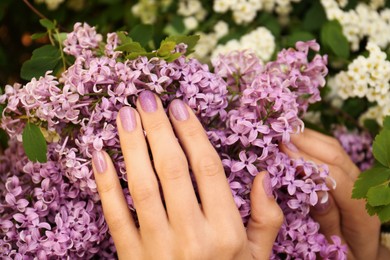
[333,126,374,171]
[0,22,346,259]
[212,45,346,259]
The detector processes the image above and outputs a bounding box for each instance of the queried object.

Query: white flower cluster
[213,0,302,24]
[132,0,173,24]
[211,27,276,62]
[34,0,64,10]
[177,0,207,31]
[192,21,229,60]
[329,42,390,125]
[321,0,390,50]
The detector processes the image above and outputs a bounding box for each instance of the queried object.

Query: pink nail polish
[119,107,136,132]
[263,173,274,198]
[170,99,189,121]
[93,151,107,174]
[314,196,331,213]
[139,90,157,113]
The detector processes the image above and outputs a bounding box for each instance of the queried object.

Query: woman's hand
[282,129,390,260]
[91,91,283,259]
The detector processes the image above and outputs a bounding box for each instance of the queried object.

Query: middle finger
[136,91,202,225]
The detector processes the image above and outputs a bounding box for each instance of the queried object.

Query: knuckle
[97,181,118,195]
[130,180,158,203]
[156,155,188,180]
[217,229,246,252]
[183,124,204,139]
[106,213,128,233]
[196,155,224,177]
[330,151,346,166]
[146,119,168,134]
[253,205,284,231]
[185,240,204,258]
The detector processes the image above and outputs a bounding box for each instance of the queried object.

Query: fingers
[284,130,382,259]
[246,172,283,259]
[168,99,240,220]
[134,91,202,226]
[91,150,140,258]
[290,129,360,179]
[310,193,344,240]
[282,144,364,218]
[116,106,169,232]
[310,194,355,259]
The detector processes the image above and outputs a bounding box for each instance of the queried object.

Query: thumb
[247,171,283,259]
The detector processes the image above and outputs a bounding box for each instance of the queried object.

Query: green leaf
[285,31,315,47]
[157,40,176,57]
[31,32,47,40]
[303,2,327,32]
[129,24,154,47]
[22,123,47,163]
[39,19,56,30]
[367,184,390,206]
[163,35,200,55]
[373,129,390,168]
[377,204,390,223]
[352,165,390,199]
[364,118,380,136]
[20,45,61,80]
[117,31,131,44]
[53,32,68,44]
[115,41,146,53]
[165,53,182,62]
[383,116,390,130]
[366,203,380,216]
[321,20,350,59]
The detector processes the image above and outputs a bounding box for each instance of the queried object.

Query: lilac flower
[333,126,374,171]
[0,25,342,258]
[231,151,258,176]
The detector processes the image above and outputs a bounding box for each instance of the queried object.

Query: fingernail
[93,151,107,174]
[139,90,157,113]
[170,99,189,121]
[314,196,331,213]
[262,173,274,198]
[285,143,299,153]
[119,107,136,132]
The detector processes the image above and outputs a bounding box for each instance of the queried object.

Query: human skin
[91,91,283,259]
[281,129,390,260]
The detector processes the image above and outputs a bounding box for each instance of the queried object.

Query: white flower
[35,0,64,10]
[213,21,229,39]
[321,0,390,50]
[183,16,199,30]
[211,27,275,62]
[213,0,233,13]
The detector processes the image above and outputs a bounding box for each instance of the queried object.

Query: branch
[22,0,49,20]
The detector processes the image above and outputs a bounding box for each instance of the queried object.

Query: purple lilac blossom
[333,126,374,171]
[0,23,345,259]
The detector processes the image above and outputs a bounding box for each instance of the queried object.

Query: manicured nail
[314,194,331,213]
[119,107,136,132]
[170,99,189,121]
[139,90,157,113]
[262,173,274,198]
[285,143,299,153]
[93,151,107,174]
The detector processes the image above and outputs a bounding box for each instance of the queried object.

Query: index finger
[290,129,360,179]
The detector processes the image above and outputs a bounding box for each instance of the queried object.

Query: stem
[55,28,66,71]
[22,0,49,20]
